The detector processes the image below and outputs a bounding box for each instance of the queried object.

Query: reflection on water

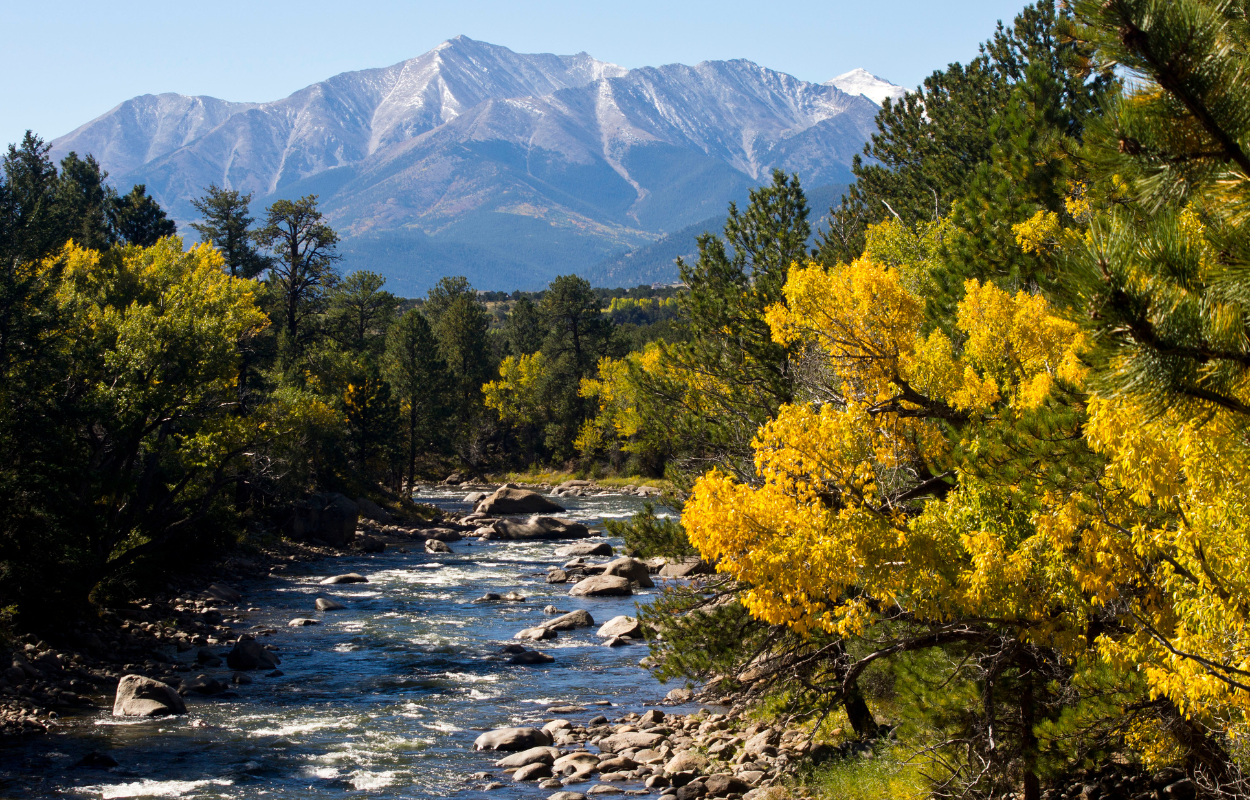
[0,489,690,799]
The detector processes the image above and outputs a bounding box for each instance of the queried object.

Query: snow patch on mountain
[825,68,907,106]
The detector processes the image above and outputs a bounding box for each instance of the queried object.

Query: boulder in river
[547,793,588,800]
[355,535,385,553]
[597,616,642,638]
[195,648,222,667]
[601,557,655,588]
[546,569,570,584]
[492,516,591,541]
[422,528,463,542]
[113,675,186,717]
[543,605,563,615]
[476,486,564,515]
[320,572,368,585]
[425,539,452,554]
[473,726,553,751]
[513,762,553,781]
[180,676,228,696]
[515,626,557,641]
[316,597,345,611]
[543,609,595,631]
[502,591,526,602]
[496,746,560,768]
[287,492,359,547]
[554,541,614,557]
[464,491,488,504]
[473,593,502,603]
[569,575,632,597]
[226,635,281,670]
[288,618,318,627]
[603,636,634,647]
[509,650,555,665]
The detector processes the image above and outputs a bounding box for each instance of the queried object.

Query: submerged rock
[473,726,554,751]
[509,650,556,665]
[473,593,502,603]
[113,675,186,717]
[316,597,345,611]
[515,627,557,641]
[288,618,318,627]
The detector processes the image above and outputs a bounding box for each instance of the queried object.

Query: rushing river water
[0,488,697,800]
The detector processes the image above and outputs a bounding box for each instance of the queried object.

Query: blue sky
[2,0,1029,149]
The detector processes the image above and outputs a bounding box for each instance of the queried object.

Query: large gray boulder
[542,609,595,631]
[492,516,591,541]
[659,559,714,578]
[476,486,564,516]
[473,726,553,751]
[569,575,632,597]
[597,616,642,639]
[495,746,561,768]
[601,557,655,588]
[226,635,281,670]
[355,496,392,522]
[287,492,359,547]
[113,675,186,717]
[421,528,464,542]
[554,541,614,557]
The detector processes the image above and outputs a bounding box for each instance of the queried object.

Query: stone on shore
[666,752,709,774]
[473,726,553,751]
[548,793,588,800]
[226,635,281,670]
[659,559,714,578]
[477,486,565,515]
[204,583,242,603]
[554,541,614,557]
[287,492,358,547]
[600,730,664,751]
[515,626,557,641]
[492,516,591,541]
[320,573,368,585]
[355,496,392,522]
[597,616,642,638]
[569,575,632,597]
[600,557,654,588]
[355,535,385,553]
[316,597,345,611]
[422,528,463,542]
[113,675,186,717]
[513,762,554,781]
[542,609,595,631]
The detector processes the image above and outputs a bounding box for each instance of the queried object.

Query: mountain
[50,37,887,293]
[825,69,908,106]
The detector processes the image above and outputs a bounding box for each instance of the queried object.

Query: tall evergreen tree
[324,270,398,362]
[109,184,176,246]
[538,274,614,458]
[252,195,340,366]
[503,295,544,356]
[55,152,114,251]
[190,184,268,279]
[386,309,452,491]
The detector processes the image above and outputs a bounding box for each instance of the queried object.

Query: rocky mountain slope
[50,37,903,293]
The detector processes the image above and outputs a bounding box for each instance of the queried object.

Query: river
[0,487,697,799]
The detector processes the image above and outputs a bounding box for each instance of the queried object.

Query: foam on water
[91,779,234,798]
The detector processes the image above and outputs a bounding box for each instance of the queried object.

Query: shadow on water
[0,488,703,799]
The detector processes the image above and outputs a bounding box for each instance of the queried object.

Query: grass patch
[794,746,929,800]
[500,468,673,493]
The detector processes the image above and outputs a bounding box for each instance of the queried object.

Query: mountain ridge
[49,37,892,292]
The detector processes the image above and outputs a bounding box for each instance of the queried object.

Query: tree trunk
[1021,678,1040,800]
[844,680,879,739]
[406,402,417,496]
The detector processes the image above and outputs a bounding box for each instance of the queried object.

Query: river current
[0,488,697,799]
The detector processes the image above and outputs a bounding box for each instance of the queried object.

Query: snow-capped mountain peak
[825,68,907,106]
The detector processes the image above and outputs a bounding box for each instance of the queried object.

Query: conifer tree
[109,184,176,246]
[386,309,451,491]
[190,184,269,279]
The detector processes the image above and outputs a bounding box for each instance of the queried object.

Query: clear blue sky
[2,0,1030,149]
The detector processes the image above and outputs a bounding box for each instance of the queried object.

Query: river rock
[666,752,709,774]
[476,486,565,515]
[601,557,654,588]
[543,605,563,614]
[113,675,186,717]
[600,731,664,751]
[204,583,242,603]
[288,618,318,627]
[597,616,642,638]
[499,644,528,654]
[474,726,553,751]
[496,745,560,768]
[195,648,222,667]
[603,636,632,647]
[425,539,452,553]
[355,535,385,553]
[586,786,623,795]
[474,593,502,602]
[515,627,557,641]
[659,559,714,578]
[569,575,632,597]
[464,491,488,504]
[665,687,693,703]
[320,573,368,585]
[287,492,358,547]
[316,597,345,611]
[543,609,595,631]
[705,775,751,796]
[554,541,614,557]
[180,676,228,695]
[514,762,554,781]
[744,729,779,757]
[546,569,570,583]
[226,635,281,670]
[355,496,393,522]
[423,528,463,542]
[548,793,588,800]
[493,516,591,540]
[509,650,555,665]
